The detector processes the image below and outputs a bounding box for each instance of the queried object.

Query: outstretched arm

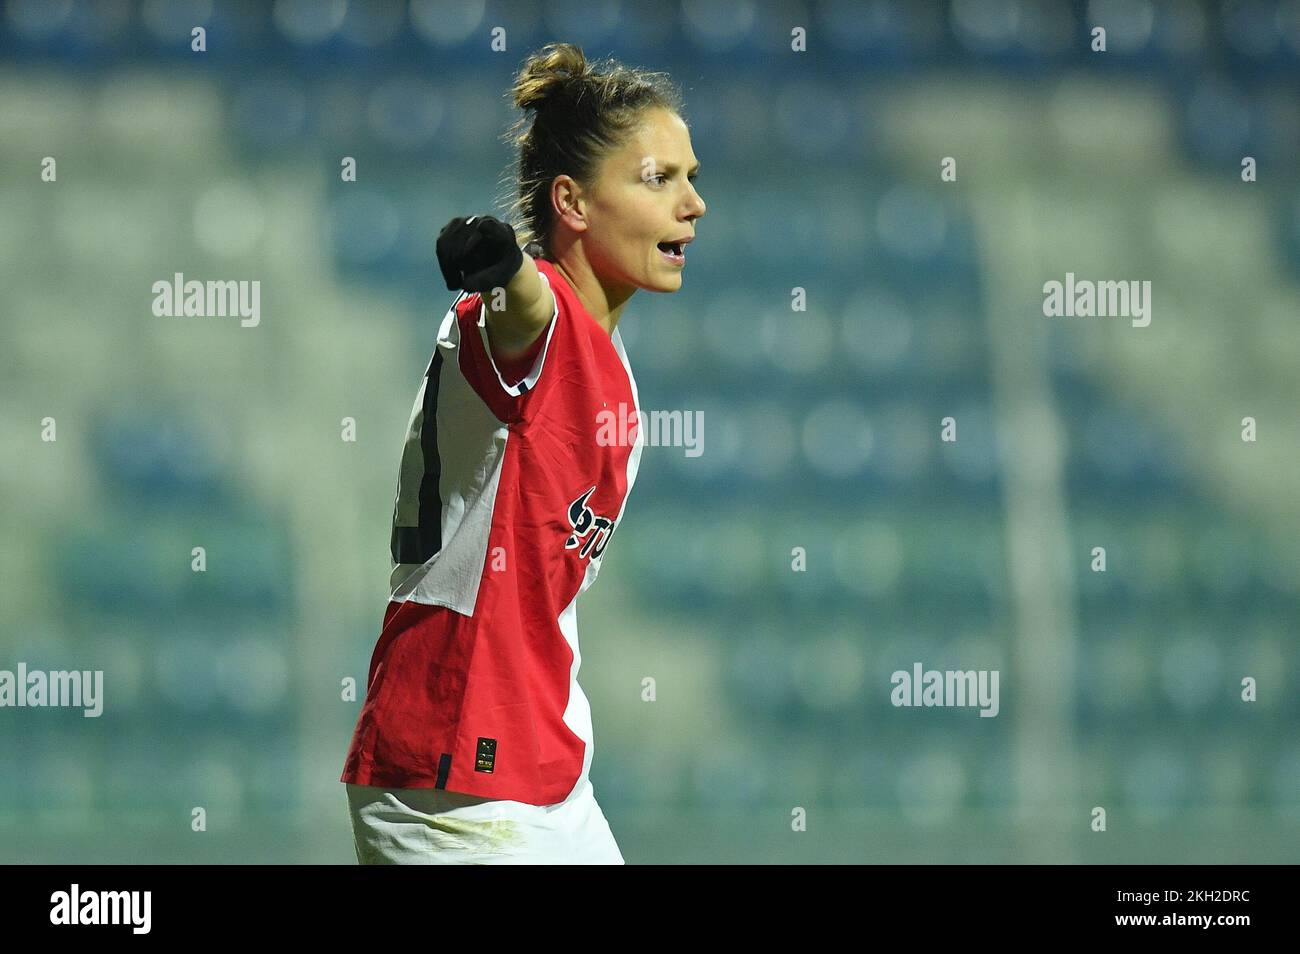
[436,215,556,360]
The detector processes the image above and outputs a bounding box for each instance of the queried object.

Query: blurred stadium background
[1,0,1298,863]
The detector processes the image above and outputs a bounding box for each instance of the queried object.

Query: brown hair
[498,43,685,261]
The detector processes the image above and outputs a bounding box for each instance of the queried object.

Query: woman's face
[569,107,706,294]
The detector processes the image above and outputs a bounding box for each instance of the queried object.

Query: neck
[548,242,635,337]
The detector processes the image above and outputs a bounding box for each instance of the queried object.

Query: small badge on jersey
[565,486,616,560]
[475,737,497,773]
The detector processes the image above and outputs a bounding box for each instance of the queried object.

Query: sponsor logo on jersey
[564,486,616,560]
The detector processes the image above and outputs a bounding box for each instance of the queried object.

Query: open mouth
[656,240,685,264]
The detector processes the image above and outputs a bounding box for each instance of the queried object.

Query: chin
[651,270,684,292]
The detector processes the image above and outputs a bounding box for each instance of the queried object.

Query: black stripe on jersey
[390,349,445,564]
[435,752,452,789]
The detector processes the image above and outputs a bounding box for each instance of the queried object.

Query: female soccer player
[340,42,706,864]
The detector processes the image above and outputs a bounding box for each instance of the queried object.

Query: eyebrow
[660,161,702,176]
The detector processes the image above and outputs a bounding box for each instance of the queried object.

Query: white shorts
[345,778,625,865]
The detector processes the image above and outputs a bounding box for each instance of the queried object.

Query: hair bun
[512,42,589,112]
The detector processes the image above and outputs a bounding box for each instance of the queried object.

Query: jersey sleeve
[447,269,563,425]
[494,320,548,386]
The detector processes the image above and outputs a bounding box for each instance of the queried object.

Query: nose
[685,185,706,220]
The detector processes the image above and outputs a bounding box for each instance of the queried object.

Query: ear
[550,175,589,235]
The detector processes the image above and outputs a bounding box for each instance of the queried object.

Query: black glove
[436,215,525,293]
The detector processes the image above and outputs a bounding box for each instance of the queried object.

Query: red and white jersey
[341,258,644,807]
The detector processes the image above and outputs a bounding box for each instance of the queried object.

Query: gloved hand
[436,215,525,293]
